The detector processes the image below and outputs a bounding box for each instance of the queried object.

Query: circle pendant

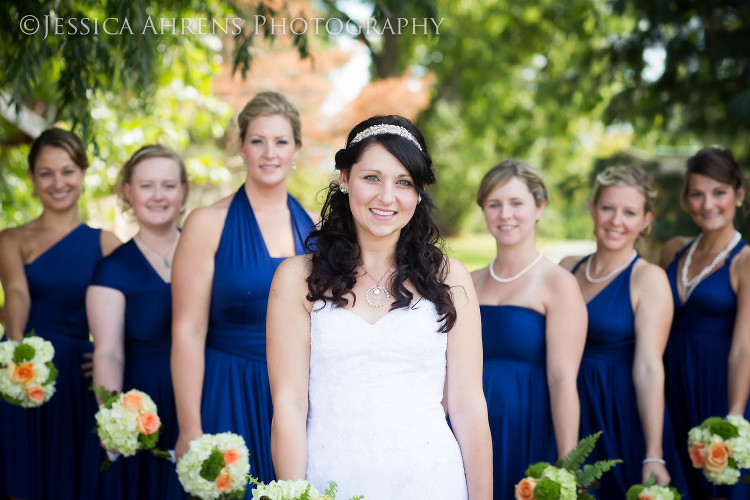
[365,285,389,307]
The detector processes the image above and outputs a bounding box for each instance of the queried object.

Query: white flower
[541,466,577,500]
[176,432,250,500]
[640,485,678,500]
[94,390,160,456]
[0,338,56,407]
[705,465,741,485]
[251,479,321,500]
[22,337,54,363]
[0,340,18,364]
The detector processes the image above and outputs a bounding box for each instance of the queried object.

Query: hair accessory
[488,252,543,283]
[417,195,422,204]
[642,458,666,465]
[340,186,347,194]
[348,124,423,151]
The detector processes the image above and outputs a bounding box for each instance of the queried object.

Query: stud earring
[737,200,743,207]
[417,195,422,204]
[340,186,347,194]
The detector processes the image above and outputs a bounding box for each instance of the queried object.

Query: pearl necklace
[488,252,543,283]
[681,230,741,300]
[362,267,393,307]
[585,250,638,283]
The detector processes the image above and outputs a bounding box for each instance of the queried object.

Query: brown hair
[237,91,302,146]
[28,128,89,173]
[476,158,548,208]
[117,145,189,210]
[681,147,745,206]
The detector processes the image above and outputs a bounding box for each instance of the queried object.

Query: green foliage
[91,386,120,408]
[625,483,644,500]
[44,360,57,383]
[199,447,226,482]
[137,429,160,449]
[12,342,35,362]
[560,431,603,472]
[526,461,553,479]
[577,460,622,489]
[534,478,562,499]
[703,416,740,440]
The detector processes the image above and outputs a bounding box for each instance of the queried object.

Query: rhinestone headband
[348,124,423,151]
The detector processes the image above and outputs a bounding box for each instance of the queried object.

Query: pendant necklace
[135,233,180,269]
[585,249,638,284]
[681,230,741,300]
[362,266,393,307]
[488,252,543,283]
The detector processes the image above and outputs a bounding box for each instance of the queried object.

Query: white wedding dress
[306,300,468,500]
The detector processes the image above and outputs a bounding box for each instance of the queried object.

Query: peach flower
[638,494,654,500]
[515,477,536,500]
[223,448,240,466]
[215,471,232,492]
[122,391,143,412]
[705,441,732,473]
[689,443,706,468]
[9,361,35,384]
[26,383,45,404]
[136,412,161,435]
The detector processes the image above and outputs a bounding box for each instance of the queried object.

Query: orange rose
[136,412,161,435]
[9,361,35,384]
[215,471,232,492]
[122,391,143,412]
[638,494,654,500]
[223,448,240,466]
[26,383,45,404]
[689,443,706,468]
[704,441,732,473]
[515,477,536,500]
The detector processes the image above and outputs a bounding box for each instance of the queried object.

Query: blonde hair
[237,91,302,146]
[592,165,656,215]
[117,144,188,210]
[476,159,548,207]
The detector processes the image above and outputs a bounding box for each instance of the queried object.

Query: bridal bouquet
[249,478,363,500]
[626,474,682,500]
[0,333,57,407]
[515,431,621,500]
[93,387,164,467]
[176,432,250,499]
[687,414,750,485]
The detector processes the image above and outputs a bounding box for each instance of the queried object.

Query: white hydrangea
[640,485,678,500]
[0,337,56,407]
[705,465,741,485]
[0,340,18,364]
[176,432,250,500]
[94,390,159,457]
[726,415,750,468]
[22,336,54,363]
[541,466,577,500]
[251,479,322,500]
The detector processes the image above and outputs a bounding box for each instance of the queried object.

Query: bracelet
[642,458,666,465]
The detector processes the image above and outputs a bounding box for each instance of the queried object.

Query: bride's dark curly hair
[305,115,456,332]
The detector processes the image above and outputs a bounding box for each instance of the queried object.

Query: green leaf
[91,386,120,408]
[577,460,623,489]
[644,473,656,487]
[44,361,58,384]
[526,461,553,479]
[199,447,225,482]
[13,343,35,363]
[533,477,561,499]
[561,431,602,471]
[325,481,338,497]
[137,429,160,450]
[625,483,644,500]
[705,419,739,440]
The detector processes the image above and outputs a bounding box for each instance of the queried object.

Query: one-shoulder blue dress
[201,187,313,490]
[81,239,185,499]
[665,240,750,500]
[16,224,104,499]
[481,304,557,498]
[572,256,690,499]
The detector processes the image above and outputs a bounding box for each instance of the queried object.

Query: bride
[266,115,492,499]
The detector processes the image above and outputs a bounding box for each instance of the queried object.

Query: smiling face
[29,146,86,213]
[684,172,743,232]
[482,176,544,247]
[590,185,652,251]
[340,143,419,243]
[123,157,186,230]
[238,114,299,189]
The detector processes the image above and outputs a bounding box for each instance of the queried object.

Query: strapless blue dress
[665,240,750,499]
[572,256,690,499]
[481,304,556,499]
[201,187,313,491]
[81,239,186,499]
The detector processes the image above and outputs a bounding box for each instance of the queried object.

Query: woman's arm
[267,256,312,479]
[545,266,587,458]
[728,252,750,415]
[632,262,673,485]
[171,207,221,459]
[0,229,31,341]
[444,258,493,500]
[87,285,126,401]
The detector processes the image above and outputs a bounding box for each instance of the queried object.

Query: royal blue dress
[481,304,557,498]
[80,239,185,499]
[666,240,750,500]
[572,256,690,499]
[12,224,104,499]
[201,187,313,490]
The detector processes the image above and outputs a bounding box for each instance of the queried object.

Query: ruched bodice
[306,300,467,499]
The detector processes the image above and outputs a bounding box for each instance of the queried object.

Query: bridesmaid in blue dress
[84,145,188,499]
[470,159,587,498]
[660,148,750,500]
[561,165,690,498]
[171,92,316,490]
[0,128,120,500]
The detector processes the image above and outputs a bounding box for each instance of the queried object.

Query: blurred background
[1,0,749,272]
